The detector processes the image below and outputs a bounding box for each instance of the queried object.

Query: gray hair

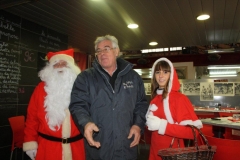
[94,35,119,51]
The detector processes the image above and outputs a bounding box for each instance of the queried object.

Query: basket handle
[169,125,211,150]
[169,137,180,148]
[187,124,211,150]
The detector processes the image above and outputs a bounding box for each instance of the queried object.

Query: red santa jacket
[23,82,85,160]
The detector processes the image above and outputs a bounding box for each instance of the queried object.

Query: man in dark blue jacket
[69,35,148,160]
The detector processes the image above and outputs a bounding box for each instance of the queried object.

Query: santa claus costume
[23,49,85,160]
[146,58,202,160]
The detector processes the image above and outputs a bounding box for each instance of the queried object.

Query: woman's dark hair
[151,61,171,100]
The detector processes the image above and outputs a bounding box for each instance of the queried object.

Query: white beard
[39,65,77,131]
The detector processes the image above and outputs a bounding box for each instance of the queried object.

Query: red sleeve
[24,82,45,142]
[165,123,195,139]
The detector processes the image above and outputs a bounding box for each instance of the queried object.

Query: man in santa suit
[23,49,85,160]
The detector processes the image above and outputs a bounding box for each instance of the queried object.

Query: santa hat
[46,48,75,65]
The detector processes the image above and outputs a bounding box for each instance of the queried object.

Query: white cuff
[23,141,38,151]
[158,119,168,135]
[193,119,203,128]
[179,119,203,129]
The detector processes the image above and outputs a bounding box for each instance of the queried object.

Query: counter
[194,108,240,113]
[201,117,240,138]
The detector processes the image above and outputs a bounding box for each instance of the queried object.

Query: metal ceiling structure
[1,0,240,55]
[1,0,240,79]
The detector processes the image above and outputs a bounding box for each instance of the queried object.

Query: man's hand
[128,125,141,148]
[84,122,101,148]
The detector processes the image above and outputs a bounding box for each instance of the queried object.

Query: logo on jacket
[123,81,134,89]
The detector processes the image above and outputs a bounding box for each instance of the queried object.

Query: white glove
[146,115,162,131]
[26,149,37,160]
[145,104,158,119]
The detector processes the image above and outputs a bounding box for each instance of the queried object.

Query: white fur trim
[151,58,174,92]
[146,104,159,120]
[145,104,152,119]
[23,141,38,151]
[49,54,74,65]
[62,109,72,160]
[62,109,71,138]
[179,119,203,129]
[156,89,163,95]
[152,58,175,124]
[193,120,203,129]
[63,143,72,160]
[158,119,168,135]
[150,104,158,111]
[179,120,194,126]
[163,97,174,124]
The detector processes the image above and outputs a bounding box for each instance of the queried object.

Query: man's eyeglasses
[95,47,116,55]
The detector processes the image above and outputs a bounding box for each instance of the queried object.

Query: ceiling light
[209,70,237,75]
[207,66,240,69]
[149,42,158,46]
[134,69,142,75]
[127,24,138,29]
[197,14,210,20]
[209,74,237,78]
[207,48,234,53]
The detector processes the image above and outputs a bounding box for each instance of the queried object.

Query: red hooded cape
[147,58,202,160]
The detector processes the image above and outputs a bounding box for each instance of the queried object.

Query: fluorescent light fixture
[209,71,237,75]
[149,42,158,46]
[208,66,240,69]
[134,69,142,75]
[207,48,234,53]
[209,70,237,75]
[209,74,237,77]
[127,24,138,29]
[197,14,210,20]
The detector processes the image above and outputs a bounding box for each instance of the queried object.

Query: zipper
[96,67,115,93]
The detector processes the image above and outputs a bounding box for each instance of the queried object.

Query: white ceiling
[2,0,240,55]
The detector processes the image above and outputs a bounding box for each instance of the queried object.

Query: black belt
[38,132,83,144]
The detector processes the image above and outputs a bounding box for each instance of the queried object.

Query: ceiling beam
[126,52,240,69]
